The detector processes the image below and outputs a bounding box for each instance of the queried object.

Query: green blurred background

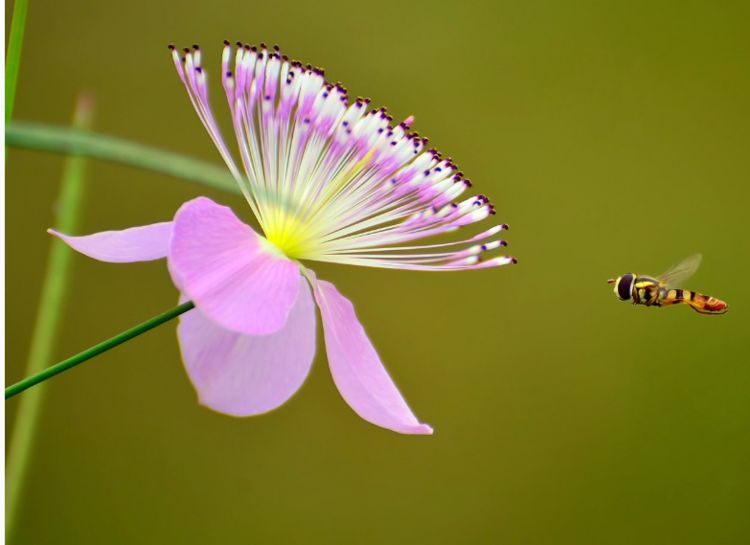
[6,0,750,543]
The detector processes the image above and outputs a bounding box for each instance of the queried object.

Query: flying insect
[608,254,728,315]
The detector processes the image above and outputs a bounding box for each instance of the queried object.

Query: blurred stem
[5,95,93,541]
[6,121,239,194]
[5,301,195,400]
[5,0,29,120]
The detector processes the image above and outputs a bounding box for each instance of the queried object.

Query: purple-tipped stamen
[170,42,514,270]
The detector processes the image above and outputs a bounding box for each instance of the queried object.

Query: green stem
[6,121,239,193]
[5,0,29,120]
[5,301,195,400]
[5,95,93,541]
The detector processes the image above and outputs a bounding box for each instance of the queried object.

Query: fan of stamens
[169,42,516,270]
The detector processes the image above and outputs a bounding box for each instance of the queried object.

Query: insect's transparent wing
[658,253,702,287]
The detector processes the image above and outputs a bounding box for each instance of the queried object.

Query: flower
[51,42,515,435]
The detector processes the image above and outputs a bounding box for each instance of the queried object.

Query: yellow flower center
[262,208,319,260]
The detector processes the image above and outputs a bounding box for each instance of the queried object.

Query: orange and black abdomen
[662,288,728,314]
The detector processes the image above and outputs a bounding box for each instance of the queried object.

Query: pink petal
[313,277,433,435]
[177,279,316,417]
[48,222,173,263]
[169,197,300,335]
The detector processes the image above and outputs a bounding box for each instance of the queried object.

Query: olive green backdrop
[6,0,750,543]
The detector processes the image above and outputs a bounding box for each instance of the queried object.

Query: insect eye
[617,274,634,300]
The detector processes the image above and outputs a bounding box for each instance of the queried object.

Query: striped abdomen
[661,288,728,315]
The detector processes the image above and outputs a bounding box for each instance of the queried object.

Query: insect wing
[658,253,702,287]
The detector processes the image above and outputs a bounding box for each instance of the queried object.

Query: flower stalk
[5,301,195,400]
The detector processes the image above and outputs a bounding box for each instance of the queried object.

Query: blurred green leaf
[5,0,29,120]
[6,121,240,194]
[6,95,94,542]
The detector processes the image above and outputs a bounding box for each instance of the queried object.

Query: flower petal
[49,222,173,263]
[312,277,433,435]
[177,279,316,417]
[169,197,300,335]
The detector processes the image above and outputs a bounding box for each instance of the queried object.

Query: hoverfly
[608,253,728,315]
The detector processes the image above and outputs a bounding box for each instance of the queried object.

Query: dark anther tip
[510,257,518,264]
[499,240,508,247]
[167,43,176,50]
[223,39,231,46]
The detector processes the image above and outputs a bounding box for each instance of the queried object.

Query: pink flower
[51,42,515,434]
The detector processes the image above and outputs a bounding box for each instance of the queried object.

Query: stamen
[168,42,512,269]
